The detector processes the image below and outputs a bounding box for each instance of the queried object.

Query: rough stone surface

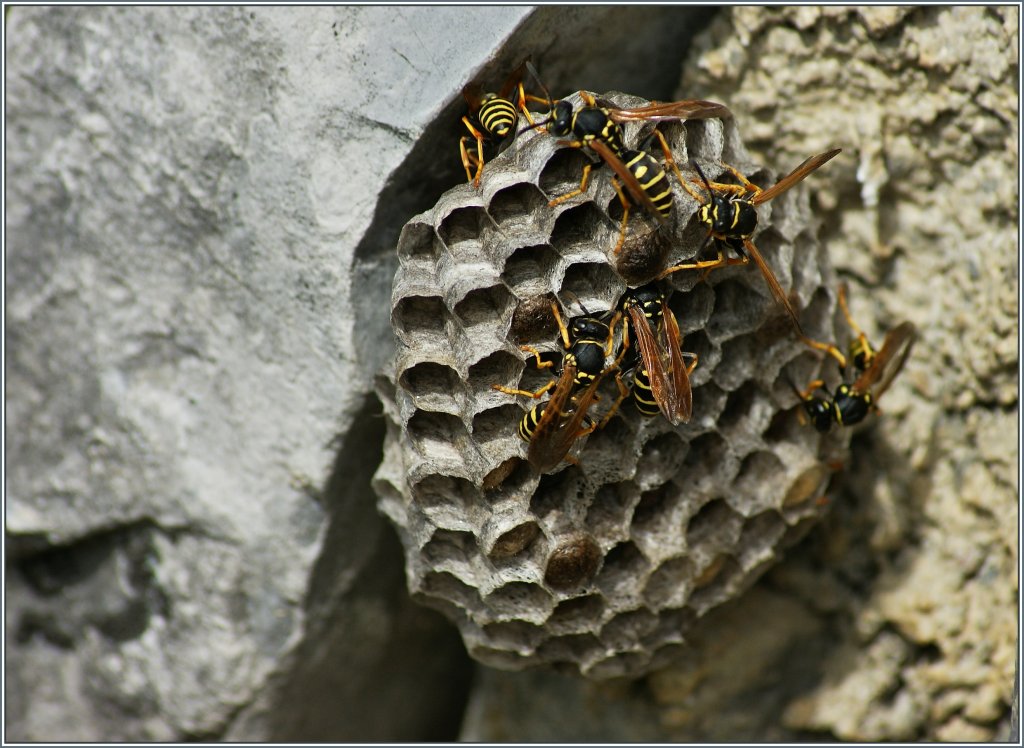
[4,5,526,740]
[462,5,1018,741]
[376,85,852,679]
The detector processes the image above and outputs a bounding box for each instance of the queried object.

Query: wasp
[522,62,730,254]
[794,284,917,432]
[604,284,697,426]
[493,300,617,471]
[659,149,841,334]
[460,61,547,188]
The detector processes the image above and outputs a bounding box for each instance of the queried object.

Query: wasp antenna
[516,118,549,138]
[690,159,714,197]
[524,60,554,110]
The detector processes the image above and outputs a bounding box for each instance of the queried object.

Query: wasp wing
[461,81,485,112]
[752,148,841,206]
[609,99,732,123]
[852,321,917,400]
[526,361,595,473]
[659,302,693,424]
[626,304,675,422]
[588,138,668,224]
[741,238,804,334]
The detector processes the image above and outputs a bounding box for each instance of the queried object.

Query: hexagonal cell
[469,645,532,671]
[549,202,608,255]
[688,378,728,426]
[614,224,671,287]
[763,404,805,444]
[584,481,636,539]
[631,483,679,533]
[501,243,561,292]
[688,554,743,613]
[397,220,441,271]
[467,350,524,396]
[399,361,464,412]
[717,379,767,438]
[539,147,596,201]
[634,431,688,489]
[406,409,470,457]
[781,462,833,510]
[452,283,516,331]
[489,182,551,229]
[706,278,770,342]
[667,282,716,333]
[574,416,637,483]
[679,431,733,489]
[599,607,659,650]
[482,619,546,652]
[437,204,494,251]
[642,555,695,610]
[392,294,450,341]
[508,292,559,344]
[486,519,541,560]
[558,261,623,309]
[543,534,602,591]
[480,457,533,496]
[685,497,743,553]
[420,570,483,613]
[594,540,649,599]
[529,466,585,524]
[583,650,651,681]
[736,511,786,570]
[422,528,477,567]
[471,404,524,445]
[411,473,476,513]
[711,334,757,393]
[732,450,788,515]
[483,581,553,622]
[546,594,606,634]
[535,632,603,665]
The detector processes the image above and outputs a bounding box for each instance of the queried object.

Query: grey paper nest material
[373,91,851,679]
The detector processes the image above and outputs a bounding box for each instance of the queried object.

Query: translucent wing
[609,99,732,123]
[741,238,803,333]
[527,362,601,473]
[659,302,693,425]
[752,148,841,205]
[622,299,688,422]
[852,321,917,400]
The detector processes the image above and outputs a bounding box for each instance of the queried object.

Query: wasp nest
[373,91,851,679]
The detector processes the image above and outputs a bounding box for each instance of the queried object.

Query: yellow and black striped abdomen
[518,402,544,441]
[623,149,673,219]
[478,95,519,139]
[631,367,661,417]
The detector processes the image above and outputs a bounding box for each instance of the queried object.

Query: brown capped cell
[544,534,603,591]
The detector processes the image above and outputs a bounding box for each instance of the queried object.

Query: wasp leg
[459,135,483,184]
[797,333,848,370]
[461,117,487,187]
[682,351,699,376]
[548,157,593,208]
[609,177,631,255]
[548,302,572,350]
[720,162,762,197]
[658,247,746,280]
[598,370,632,429]
[798,378,828,401]
[492,378,558,400]
[518,344,557,370]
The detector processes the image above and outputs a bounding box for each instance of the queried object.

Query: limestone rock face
[375,90,850,678]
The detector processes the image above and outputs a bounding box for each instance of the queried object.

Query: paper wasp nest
[373,91,852,679]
